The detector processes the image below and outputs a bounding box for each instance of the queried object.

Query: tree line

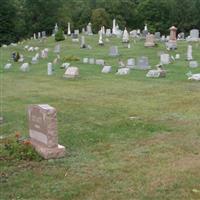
[1,0,200,45]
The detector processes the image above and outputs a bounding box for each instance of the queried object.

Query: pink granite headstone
[28,104,65,159]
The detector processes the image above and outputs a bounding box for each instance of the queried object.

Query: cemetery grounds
[0,35,200,200]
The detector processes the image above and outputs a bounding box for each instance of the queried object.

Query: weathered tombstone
[188,29,199,41]
[67,22,71,36]
[28,104,65,159]
[155,32,161,40]
[38,32,41,39]
[34,47,39,51]
[31,56,38,64]
[116,68,130,75]
[20,63,29,72]
[112,19,117,35]
[86,22,93,35]
[42,31,46,38]
[146,69,166,78]
[160,54,170,65]
[74,30,79,35]
[34,33,37,40]
[63,67,79,78]
[4,63,12,69]
[18,55,24,63]
[47,63,53,75]
[142,24,148,37]
[54,44,61,54]
[130,30,137,38]
[188,73,200,81]
[175,54,180,59]
[96,59,104,65]
[80,36,86,48]
[61,63,70,69]
[126,58,135,69]
[102,66,112,73]
[166,26,177,50]
[144,34,155,47]
[136,57,151,70]
[106,29,111,37]
[89,58,95,64]
[189,61,198,68]
[178,32,185,40]
[161,35,166,42]
[98,30,104,45]
[122,28,129,43]
[109,46,119,57]
[83,58,88,63]
[187,45,193,60]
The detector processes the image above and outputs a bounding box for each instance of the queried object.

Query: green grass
[0,35,200,200]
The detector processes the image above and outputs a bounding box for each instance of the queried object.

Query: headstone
[177,32,185,40]
[144,34,155,47]
[63,67,79,78]
[142,24,148,37]
[28,47,34,52]
[34,47,39,51]
[96,59,104,65]
[47,63,53,75]
[175,54,180,59]
[130,30,137,38]
[112,19,117,35]
[106,29,111,37]
[166,26,177,50]
[80,36,86,48]
[188,29,199,41]
[189,61,198,68]
[187,45,193,60]
[122,28,129,43]
[38,32,41,39]
[61,63,70,69]
[67,22,71,35]
[160,54,170,65]
[18,55,24,63]
[4,63,12,69]
[188,73,200,81]
[146,69,166,78]
[116,68,130,75]
[31,56,38,64]
[54,23,58,34]
[109,46,119,57]
[34,33,37,40]
[74,30,79,35]
[98,30,104,45]
[42,31,46,38]
[102,66,112,73]
[28,104,65,159]
[126,58,135,69]
[136,57,151,70]
[89,58,95,64]
[83,58,88,63]
[86,22,93,35]
[155,32,161,40]
[54,44,61,54]
[20,63,29,72]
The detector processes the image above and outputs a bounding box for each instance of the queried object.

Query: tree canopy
[0,0,200,45]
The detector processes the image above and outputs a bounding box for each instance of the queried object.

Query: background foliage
[0,0,200,45]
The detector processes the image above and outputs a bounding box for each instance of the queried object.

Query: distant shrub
[63,55,80,62]
[55,29,65,42]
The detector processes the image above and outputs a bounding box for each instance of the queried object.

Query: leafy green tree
[91,8,110,33]
[0,0,17,45]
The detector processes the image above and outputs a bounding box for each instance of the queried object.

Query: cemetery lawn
[1,36,200,200]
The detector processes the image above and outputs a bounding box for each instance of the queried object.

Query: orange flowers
[15,131,21,138]
[23,140,31,145]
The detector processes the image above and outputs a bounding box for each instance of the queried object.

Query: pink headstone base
[31,139,65,159]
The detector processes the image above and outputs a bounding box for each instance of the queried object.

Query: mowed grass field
[0,35,200,200]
